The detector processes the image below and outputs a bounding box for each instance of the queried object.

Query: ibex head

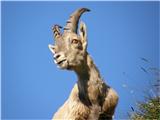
[49,8,90,70]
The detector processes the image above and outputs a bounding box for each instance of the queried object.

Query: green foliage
[130,66,160,120]
[131,96,160,120]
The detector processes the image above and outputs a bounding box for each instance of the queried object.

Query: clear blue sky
[2,1,159,119]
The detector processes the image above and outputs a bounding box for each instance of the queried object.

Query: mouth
[54,58,68,69]
[57,59,66,65]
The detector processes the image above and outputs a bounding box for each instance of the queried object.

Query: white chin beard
[57,61,68,69]
[57,65,67,69]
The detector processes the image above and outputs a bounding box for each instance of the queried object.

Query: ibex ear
[48,44,55,54]
[79,21,87,51]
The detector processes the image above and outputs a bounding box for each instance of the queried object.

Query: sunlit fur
[49,8,119,120]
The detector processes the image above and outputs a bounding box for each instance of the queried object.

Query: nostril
[54,54,60,59]
[56,55,60,58]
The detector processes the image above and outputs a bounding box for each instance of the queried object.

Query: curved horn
[52,24,62,41]
[64,8,90,33]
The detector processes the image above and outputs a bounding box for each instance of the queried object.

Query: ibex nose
[54,53,61,59]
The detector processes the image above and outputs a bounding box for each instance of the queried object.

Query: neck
[74,53,104,106]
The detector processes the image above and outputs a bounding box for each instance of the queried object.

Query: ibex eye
[72,39,79,44]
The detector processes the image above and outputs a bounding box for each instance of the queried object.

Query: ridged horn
[52,24,62,41]
[64,8,90,33]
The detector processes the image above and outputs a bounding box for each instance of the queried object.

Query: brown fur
[49,8,119,120]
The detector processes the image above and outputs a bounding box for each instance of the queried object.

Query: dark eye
[72,39,79,44]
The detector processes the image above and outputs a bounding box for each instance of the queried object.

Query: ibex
[49,8,119,120]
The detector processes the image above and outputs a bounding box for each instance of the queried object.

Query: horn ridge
[64,8,90,33]
[53,24,62,40]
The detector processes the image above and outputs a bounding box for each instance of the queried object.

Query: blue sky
[2,1,159,119]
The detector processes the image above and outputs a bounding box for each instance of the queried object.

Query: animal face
[49,8,89,70]
[49,23,87,70]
